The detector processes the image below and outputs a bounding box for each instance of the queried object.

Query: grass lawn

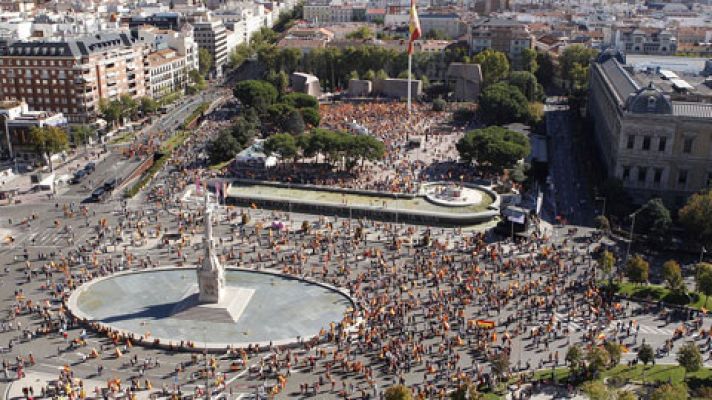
[530,365,712,387]
[160,130,191,153]
[614,282,711,311]
[209,159,232,171]
[109,131,135,144]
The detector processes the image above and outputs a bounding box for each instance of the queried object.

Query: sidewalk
[5,371,157,400]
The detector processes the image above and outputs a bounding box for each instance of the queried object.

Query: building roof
[672,102,712,118]
[0,32,142,58]
[600,58,640,103]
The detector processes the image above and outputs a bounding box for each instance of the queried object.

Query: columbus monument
[197,191,225,303]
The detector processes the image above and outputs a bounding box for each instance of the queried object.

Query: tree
[565,344,583,373]
[677,342,702,379]
[508,71,544,101]
[198,48,213,76]
[277,48,302,74]
[651,383,689,400]
[99,99,123,128]
[456,126,530,171]
[581,381,615,400]
[559,45,598,93]
[234,80,278,114]
[452,107,475,124]
[478,83,530,125]
[626,255,649,285]
[598,250,615,283]
[489,351,509,381]
[301,107,321,127]
[228,43,252,69]
[70,125,93,150]
[263,133,298,161]
[207,130,242,164]
[29,126,69,172]
[695,263,712,306]
[638,343,654,367]
[265,70,289,96]
[680,189,712,247]
[595,215,611,232]
[617,391,637,400]
[473,49,510,87]
[519,48,539,74]
[119,94,138,120]
[282,93,319,110]
[189,69,207,91]
[432,98,446,112]
[535,50,557,88]
[375,69,389,80]
[384,385,413,400]
[635,198,672,241]
[346,26,375,40]
[139,97,159,115]
[450,379,483,400]
[604,341,622,367]
[599,179,633,219]
[586,347,610,377]
[662,260,684,292]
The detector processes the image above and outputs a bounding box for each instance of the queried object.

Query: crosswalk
[605,324,675,337]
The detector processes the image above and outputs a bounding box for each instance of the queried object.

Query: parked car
[90,187,108,202]
[84,162,96,174]
[103,177,120,191]
[71,170,87,184]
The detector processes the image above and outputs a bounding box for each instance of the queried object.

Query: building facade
[193,20,228,77]
[469,18,533,59]
[613,27,677,56]
[0,33,148,123]
[588,49,712,208]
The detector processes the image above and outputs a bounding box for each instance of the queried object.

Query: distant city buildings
[469,17,534,59]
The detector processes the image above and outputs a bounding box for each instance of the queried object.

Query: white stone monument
[198,192,225,304]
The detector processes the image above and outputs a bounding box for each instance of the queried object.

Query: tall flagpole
[407,52,412,115]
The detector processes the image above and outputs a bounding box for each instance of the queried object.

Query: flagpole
[407,52,412,115]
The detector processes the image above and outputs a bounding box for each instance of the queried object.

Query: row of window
[622,166,690,186]
[2,87,76,95]
[0,59,74,67]
[625,134,694,153]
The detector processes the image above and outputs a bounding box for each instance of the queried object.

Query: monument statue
[197,192,225,304]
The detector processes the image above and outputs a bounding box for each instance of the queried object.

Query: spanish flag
[408,0,421,55]
[476,319,495,329]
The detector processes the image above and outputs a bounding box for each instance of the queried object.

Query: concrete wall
[347,79,372,97]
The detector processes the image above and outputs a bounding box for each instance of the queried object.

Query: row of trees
[263,129,385,170]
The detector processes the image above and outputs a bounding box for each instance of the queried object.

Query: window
[654,168,663,184]
[642,136,651,151]
[683,137,694,153]
[626,135,635,149]
[678,170,688,185]
[622,167,631,180]
[658,137,666,152]
[638,167,647,182]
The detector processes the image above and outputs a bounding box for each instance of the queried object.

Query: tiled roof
[672,102,712,119]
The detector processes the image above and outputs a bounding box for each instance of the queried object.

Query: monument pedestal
[172,286,255,324]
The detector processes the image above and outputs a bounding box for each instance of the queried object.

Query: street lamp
[624,209,643,267]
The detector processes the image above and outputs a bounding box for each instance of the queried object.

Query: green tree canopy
[635,198,672,240]
[626,255,649,285]
[518,48,539,74]
[638,343,654,366]
[604,341,622,367]
[384,385,413,400]
[478,82,530,125]
[651,383,689,400]
[662,260,684,292]
[29,126,69,171]
[680,189,712,247]
[456,126,530,171]
[677,342,702,377]
[234,80,278,114]
[508,71,544,101]
[198,48,213,76]
[346,26,375,40]
[559,45,598,92]
[473,49,510,87]
[695,262,712,306]
[207,130,242,164]
[598,250,616,281]
[301,107,321,128]
[282,93,319,110]
[139,97,159,115]
[586,347,610,377]
[566,344,583,373]
[265,70,289,96]
[70,125,93,148]
[263,133,298,160]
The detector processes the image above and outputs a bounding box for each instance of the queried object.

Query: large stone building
[0,33,149,123]
[612,27,677,56]
[588,49,712,208]
[469,17,533,60]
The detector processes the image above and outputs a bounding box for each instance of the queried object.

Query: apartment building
[192,20,228,77]
[0,33,148,123]
[469,17,533,59]
[145,49,190,98]
[0,100,67,162]
[588,49,712,208]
